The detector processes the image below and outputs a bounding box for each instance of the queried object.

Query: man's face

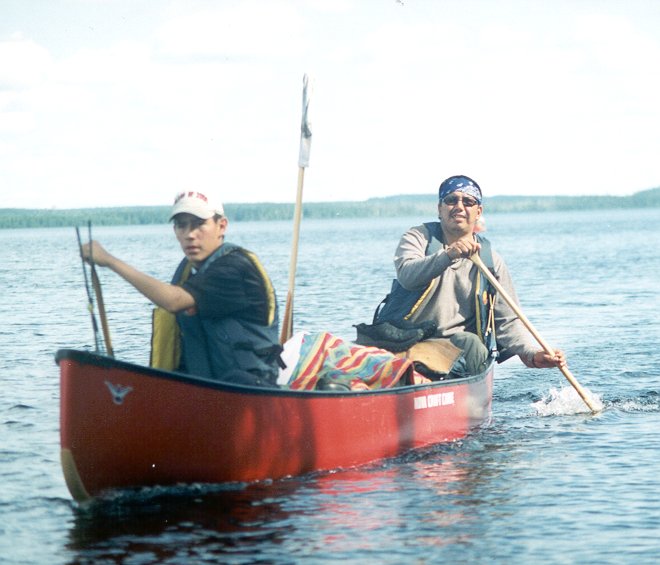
[173,213,227,266]
[437,192,483,237]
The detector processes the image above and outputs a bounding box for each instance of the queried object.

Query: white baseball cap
[169,191,225,220]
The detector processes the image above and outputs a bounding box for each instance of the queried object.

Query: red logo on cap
[174,191,209,204]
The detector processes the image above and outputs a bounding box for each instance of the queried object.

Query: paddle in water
[470,253,601,413]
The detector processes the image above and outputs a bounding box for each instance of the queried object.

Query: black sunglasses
[442,194,479,208]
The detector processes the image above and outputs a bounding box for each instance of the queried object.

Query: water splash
[532,386,604,416]
[612,391,660,413]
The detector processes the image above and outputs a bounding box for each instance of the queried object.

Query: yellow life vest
[149,261,192,370]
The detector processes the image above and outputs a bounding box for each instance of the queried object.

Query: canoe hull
[57,349,493,501]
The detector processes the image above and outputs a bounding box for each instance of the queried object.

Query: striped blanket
[287,331,422,391]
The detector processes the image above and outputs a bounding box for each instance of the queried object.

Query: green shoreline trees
[1,187,658,229]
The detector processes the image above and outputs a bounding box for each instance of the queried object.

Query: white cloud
[0,33,52,88]
[0,109,36,134]
[54,41,152,85]
[0,0,659,208]
[154,1,305,60]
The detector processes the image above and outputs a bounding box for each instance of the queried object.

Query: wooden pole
[280,74,312,344]
[91,266,114,357]
[86,221,114,357]
[75,226,102,353]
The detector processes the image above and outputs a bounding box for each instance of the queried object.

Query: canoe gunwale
[55,347,494,397]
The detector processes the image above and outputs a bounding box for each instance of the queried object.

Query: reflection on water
[65,432,522,563]
[68,483,294,562]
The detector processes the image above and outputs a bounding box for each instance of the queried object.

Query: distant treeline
[1,187,658,229]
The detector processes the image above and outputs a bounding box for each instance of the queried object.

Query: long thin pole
[471,254,600,413]
[280,74,313,344]
[75,226,102,353]
[88,224,114,357]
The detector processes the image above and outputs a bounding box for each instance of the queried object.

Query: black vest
[173,243,281,383]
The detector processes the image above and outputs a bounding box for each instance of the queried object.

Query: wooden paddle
[91,266,114,357]
[470,253,600,413]
[280,74,313,344]
[75,226,102,353]
[84,222,114,357]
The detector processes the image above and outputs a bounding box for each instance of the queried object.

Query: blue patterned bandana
[438,175,482,204]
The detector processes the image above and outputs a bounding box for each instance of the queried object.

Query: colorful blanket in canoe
[287,331,417,391]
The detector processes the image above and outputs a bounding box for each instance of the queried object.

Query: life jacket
[375,222,498,357]
[150,243,282,383]
[150,261,193,371]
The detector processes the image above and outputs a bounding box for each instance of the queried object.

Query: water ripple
[2,213,660,564]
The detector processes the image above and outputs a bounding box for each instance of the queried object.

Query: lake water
[1,209,659,564]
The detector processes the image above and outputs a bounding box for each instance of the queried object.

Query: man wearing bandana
[392,174,566,376]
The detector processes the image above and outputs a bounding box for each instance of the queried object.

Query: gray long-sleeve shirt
[394,222,537,365]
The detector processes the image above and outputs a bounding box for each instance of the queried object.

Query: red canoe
[56,348,494,502]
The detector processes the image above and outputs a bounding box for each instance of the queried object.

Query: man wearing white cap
[81,190,281,386]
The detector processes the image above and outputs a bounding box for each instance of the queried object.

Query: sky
[2,0,660,209]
